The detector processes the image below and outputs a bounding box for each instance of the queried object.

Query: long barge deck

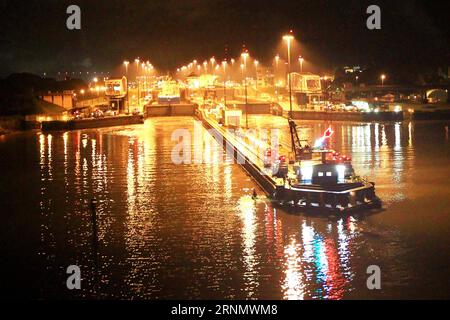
[196,109,381,214]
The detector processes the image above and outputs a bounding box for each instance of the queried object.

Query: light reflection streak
[123,119,159,295]
[408,122,413,148]
[394,122,401,152]
[39,134,45,167]
[323,238,346,299]
[374,123,380,151]
[282,237,304,300]
[223,165,232,200]
[313,234,328,298]
[47,134,53,180]
[238,195,259,298]
[264,204,274,262]
[392,122,403,186]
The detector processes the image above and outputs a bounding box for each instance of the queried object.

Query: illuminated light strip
[204,113,268,164]
[200,112,277,193]
[289,184,372,194]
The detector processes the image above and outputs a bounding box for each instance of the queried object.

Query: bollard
[252,188,257,199]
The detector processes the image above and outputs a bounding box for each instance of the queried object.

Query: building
[186,74,218,89]
[105,77,127,112]
[290,72,323,104]
[41,91,75,110]
[158,80,181,104]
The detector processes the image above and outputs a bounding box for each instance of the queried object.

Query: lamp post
[241,51,249,128]
[275,54,280,83]
[230,58,235,82]
[298,56,304,73]
[283,32,294,118]
[124,60,129,114]
[222,60,227,107]
[135,58,140,110]
[142,62,148,99]
[210,57,215,75]
[254,60,259,96]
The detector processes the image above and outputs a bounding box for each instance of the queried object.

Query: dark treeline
[0,73,87,116]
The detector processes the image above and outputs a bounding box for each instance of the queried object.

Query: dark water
[1,116,449,299]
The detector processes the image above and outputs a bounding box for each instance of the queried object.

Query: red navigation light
[323,126,334,139]
[279,155,286,162]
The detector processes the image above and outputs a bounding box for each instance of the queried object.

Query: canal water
[1,116,449,299]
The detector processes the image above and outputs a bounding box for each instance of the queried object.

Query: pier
[41,114,144,131]
[144,104,196,117]
[196,109,277,196]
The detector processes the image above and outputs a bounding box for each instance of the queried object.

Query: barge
[198,107,381,215]
[269,119,381,213]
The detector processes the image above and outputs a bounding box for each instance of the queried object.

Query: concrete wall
[144,104,196,117]
[288,110,404,122]
[407,110,450,120]
[42,94,74,110]
[75,97,108,108]
[42,115,144,131]
[232,103,271,114]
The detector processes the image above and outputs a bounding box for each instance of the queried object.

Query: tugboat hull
[273,181,381,214]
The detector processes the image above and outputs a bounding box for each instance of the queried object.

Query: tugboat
[272,119,381,214]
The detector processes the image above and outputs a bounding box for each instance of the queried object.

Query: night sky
[0,0,448,77]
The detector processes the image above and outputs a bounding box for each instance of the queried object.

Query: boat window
[318,172,324,176]
[326,172,332,176]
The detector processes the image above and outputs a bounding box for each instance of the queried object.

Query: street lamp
[254,60,259,94]
[134,58,140,74]
[298,56,304,73]
[283,32,294,117]
[274,54,280,90]
[135,58,141,110]
[222,60,227,107]
[381,74,386,86]
[241,51,249,128]
[210,57,216,75]
[141,62,147,101]
[123,60,130,114]
[230,58,235,82]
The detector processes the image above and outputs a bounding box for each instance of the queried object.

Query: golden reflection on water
[238,195,259,298]
[282,236,305,300]
[29,116,450,299]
